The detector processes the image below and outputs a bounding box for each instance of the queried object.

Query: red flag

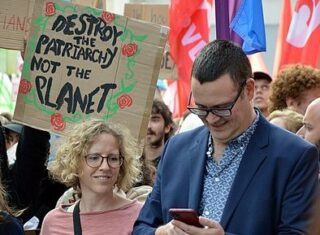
[273,0,292,78]
[164,0,212,118]
[274,0,320,76]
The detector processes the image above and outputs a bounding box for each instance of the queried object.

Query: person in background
[0,182,24,235]
[41,120,142,235]
[144,99,175,168]
[3,123,23,166]
[176,111,204,134]
[296,98,320,235]
[252,71,272,117]
[0,121,66,230]
[297,97,320,151]
[267,108,303,133]
[269,64,320,114]
[133,40,319,235]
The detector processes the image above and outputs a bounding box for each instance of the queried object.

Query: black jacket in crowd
[0,125,67,228]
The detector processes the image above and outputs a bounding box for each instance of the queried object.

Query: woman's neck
[79,192,118,213]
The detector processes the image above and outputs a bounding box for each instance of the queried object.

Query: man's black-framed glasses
[85,153,124,168]
[187,80,247,118]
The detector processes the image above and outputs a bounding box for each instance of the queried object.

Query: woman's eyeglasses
[85,153,123,168]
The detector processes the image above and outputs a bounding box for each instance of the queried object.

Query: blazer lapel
[187,128,209,211]
[220,116,270,228]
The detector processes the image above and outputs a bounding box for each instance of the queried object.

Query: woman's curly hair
[48,120,141,192]
[269,64,320,113]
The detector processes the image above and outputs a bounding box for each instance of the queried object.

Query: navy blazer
[133,115,319,235]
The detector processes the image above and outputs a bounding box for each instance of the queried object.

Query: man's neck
[261,108,269,117]
[144,144,163,161]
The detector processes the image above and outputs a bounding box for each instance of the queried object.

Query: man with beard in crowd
[144,99,175,168]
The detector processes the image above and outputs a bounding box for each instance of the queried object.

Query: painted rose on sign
[50,113,66,131]
[117,94,133,109]
[45,2,56,16]
[18,79,32,95]
[101,11,115,24]
[122,43,138,57]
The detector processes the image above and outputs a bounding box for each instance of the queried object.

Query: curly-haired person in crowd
[269,64,320,114]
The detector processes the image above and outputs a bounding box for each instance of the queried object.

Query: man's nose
[255,87,263,93]
[205,111,222,123]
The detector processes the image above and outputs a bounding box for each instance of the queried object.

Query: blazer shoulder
[169,126,208,143]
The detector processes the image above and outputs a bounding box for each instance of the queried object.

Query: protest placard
[71,0,98,8]
[0,0,35,50]
[124,3,177,80]
[13,0,168,141]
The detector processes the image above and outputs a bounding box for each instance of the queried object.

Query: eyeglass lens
[85,153,123,168]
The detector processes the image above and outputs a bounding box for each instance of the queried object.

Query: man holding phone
[133,40,319,235]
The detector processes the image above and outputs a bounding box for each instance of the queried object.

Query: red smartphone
[169,208,203,228]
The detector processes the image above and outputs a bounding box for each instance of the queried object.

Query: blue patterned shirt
[199,112,260,222]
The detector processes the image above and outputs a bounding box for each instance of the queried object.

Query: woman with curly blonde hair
[269,64,320,114]
[41,120,142,235]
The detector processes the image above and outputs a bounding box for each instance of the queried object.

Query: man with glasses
[133,40,319,235]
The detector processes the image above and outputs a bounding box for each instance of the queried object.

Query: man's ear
[164,124,171,134]
[285,97,299,110]
[245,78,255,101]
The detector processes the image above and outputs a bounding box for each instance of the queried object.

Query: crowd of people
[0,39,320,234]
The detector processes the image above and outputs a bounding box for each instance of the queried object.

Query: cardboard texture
[71,0,98,8]
[124,3,169,26]
[0,0,35,50]
[124,3,177,80]
[13,0,168,141]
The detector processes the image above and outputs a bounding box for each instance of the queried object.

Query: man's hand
[155,217,225,235]
[155,221,185,235]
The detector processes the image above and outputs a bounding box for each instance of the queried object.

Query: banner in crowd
[274,0,320,75]
[273,0,292,78]
[165,0,212,118]
[13,0,168,141]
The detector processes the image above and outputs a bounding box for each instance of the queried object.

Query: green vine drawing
[22,1,148,124]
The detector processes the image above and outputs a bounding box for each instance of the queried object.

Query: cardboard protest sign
[124,3,169,26]
[13,0,168,141]
[71,0,99,8]
[0,0,35,50]
[124,3,177,80]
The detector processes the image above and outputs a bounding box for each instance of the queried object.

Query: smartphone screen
[169,208,203,228]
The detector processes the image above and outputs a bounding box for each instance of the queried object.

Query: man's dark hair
[151,99,175,141]
[191,40,252,88]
